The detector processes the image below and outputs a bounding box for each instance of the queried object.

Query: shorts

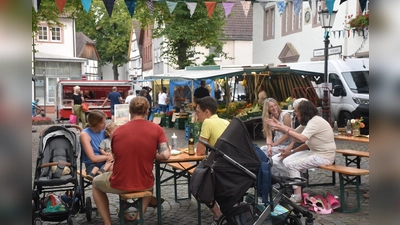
[85,162,105,174]
[93,172,153,194]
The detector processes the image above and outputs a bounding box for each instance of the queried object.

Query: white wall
[35,18,76,57]
[253,1,369,65]
[100,64,127,80]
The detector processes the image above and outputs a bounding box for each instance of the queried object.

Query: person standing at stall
[71,86,87,128]
[173,85,185,113]
[101,86,123,120]
[194,80,210,103]
[258,84,268,106]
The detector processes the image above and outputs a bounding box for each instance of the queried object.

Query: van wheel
[339,111,352,127]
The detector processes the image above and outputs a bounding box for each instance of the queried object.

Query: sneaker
[210,217,218,225]
[85,173,95,181]
[289,194,302,205]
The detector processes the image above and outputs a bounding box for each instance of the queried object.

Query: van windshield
[342,71,369,94]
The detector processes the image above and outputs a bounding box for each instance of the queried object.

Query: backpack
[190,152,216,207]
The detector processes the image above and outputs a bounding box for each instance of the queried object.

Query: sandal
[148,196,165,208]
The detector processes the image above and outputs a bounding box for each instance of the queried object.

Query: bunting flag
[240,1,251,17]
[81,0,92,13]
[32,0,38,12]
[276,1,286,16]
[205,2,216,18]
[125,0,137,17]
[56,0,67,13]
[166,1,178,14]
[293,0,302,17]
[222,2,234,18]
[37,0,42,11]
[339,0,347,4]
[359,0,367,13]
[103,0,116,17]
[146,0,154,15]
[259,1,268,11]
[326,0,335,15]
[185,2,197,17]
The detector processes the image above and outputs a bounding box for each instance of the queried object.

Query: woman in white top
[261,98,292,157]
[158,87,168,113]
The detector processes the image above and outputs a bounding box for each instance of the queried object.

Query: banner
[326,0,335,15]
[293,0,302,17]
[205,2,216,18]
[81,0,92,13]
[125,0,137,17]
[56,0,67,13]
[166,1,178,14]
[103,0,116,17]
[222,2,234,18]
[240,1,251,17]
[185,2,197,17]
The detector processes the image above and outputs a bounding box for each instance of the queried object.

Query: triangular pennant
[240,1,251,17]
[352,28,356,38]
[326,0,335,15]
[185,2,197,17]
[347,29,350,38]
[332,30,336,38]
[259,1,268,10]
[276,1,286,16]
[339,0,347,4]
[103,0,115,17]
[166,1,178,14]
[359,0,367,13]
[205,2,216,18]
[125,0,137,17]
[146,0,154,15]
[309,0,317,17]
[222,2,234,18]
[37,0,42,11]
[81,0,92,13]
[56,0,67,13]
[32,0,38,12]
[293,0,302,17]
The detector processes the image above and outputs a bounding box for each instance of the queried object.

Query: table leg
[155,162,162,225]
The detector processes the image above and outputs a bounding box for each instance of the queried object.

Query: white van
[286,59,369,131]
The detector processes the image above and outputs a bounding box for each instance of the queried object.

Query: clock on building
[305,11,311,22]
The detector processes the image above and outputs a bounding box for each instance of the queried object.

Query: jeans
[159,104,168,113]
[32,108,36,117]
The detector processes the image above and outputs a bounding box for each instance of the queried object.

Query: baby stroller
[32,125,82,225]
[197,117,314,225]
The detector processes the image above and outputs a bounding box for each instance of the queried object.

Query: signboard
[114,104,130,125]
[313,45,342,57]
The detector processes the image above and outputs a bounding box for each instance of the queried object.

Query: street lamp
[318,8,337,123]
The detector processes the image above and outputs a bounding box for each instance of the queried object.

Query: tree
[75,0,132,80]
[136,0,227,69]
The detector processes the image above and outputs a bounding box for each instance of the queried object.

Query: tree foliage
[137,0,227,69]
[75,0,132,80]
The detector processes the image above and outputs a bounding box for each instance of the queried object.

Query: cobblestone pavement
[32,117,369,225]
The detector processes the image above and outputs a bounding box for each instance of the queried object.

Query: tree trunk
[112,64,119,80]
[177,40,188,69]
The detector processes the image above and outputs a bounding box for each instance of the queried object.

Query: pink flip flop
[312,195,333,214]
[326,192,341,210]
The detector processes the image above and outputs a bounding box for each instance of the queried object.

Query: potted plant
[344,13,369,31]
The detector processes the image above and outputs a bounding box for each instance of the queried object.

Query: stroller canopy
[213,117,261,214]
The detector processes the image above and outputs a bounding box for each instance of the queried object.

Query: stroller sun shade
[213,117,261,215]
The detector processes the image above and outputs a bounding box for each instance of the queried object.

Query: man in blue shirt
[102,86,123,120]
[32,98,40,117]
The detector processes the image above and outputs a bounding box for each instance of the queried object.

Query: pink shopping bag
[69,114,77,124]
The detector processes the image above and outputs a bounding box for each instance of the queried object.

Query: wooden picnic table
[334,134,369,143]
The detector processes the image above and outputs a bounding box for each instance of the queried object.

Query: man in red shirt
[92,96,171,225]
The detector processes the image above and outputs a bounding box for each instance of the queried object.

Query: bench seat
[118,191,153,225]
[336,149,369,158]
[168,162,196,174]
[317,164,369,213]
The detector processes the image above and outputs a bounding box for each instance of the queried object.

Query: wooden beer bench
[118,191,153,225]
[167,162,197,202]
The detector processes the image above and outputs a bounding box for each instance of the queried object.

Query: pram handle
[39,124,82,137]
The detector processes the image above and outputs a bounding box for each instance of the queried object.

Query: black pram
[194,117,314,225]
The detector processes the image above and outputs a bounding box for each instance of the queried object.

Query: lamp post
[318,8,337,123]
[43,69,46,116]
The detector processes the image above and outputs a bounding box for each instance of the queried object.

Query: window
[312,0,326,27]
[209,47,221,60]
[38,26,48,41]
[51,27,61,41]
[263,6,275,40]
[282,2,302,36]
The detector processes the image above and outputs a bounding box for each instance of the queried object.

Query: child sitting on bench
[86,122,118,181]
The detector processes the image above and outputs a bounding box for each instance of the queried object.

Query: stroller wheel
[85,197,92,221]
[33,218,42,225]
[32,200,37,225]
[67,215,77,225]
[285,214,302,225]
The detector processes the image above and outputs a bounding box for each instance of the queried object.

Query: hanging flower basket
[345,13,369,31]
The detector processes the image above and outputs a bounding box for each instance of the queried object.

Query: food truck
[56,80,134,121]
